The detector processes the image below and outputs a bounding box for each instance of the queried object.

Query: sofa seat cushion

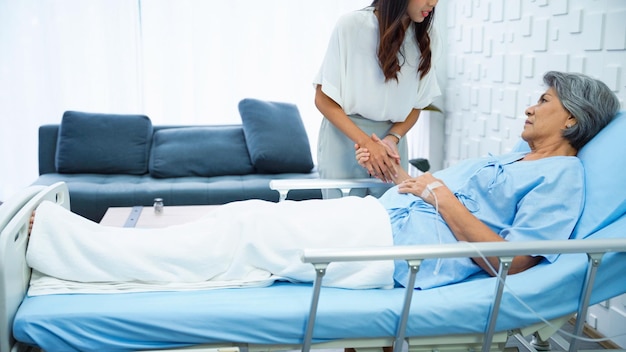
[33,172,322,222]
[55,111,153,175]
[149,126,254,178]
[238,98,314,174]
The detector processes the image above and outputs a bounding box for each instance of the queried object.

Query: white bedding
[27,196,395,295]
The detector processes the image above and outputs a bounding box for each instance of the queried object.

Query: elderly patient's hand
[398,172,448,205]
[355,144,370,167]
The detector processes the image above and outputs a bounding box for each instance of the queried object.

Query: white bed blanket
[27,197,394,295]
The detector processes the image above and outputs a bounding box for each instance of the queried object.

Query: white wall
[441,0,626,167]
[0,0,372,201]
[441,0,626,348]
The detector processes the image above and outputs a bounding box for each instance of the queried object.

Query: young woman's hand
[355,139,413,184]
[353,134,394,182]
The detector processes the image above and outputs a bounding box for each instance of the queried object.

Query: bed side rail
[300,238,626,352]
[0,182,70,352]
[269,178,392,201]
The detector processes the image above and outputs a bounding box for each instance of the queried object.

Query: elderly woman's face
[522,87,575,143]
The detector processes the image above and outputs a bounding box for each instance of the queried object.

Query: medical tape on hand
[420,181,443,199]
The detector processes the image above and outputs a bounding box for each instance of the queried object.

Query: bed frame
[2,181,626,352]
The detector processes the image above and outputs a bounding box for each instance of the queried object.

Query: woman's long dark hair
[371,0,435,82]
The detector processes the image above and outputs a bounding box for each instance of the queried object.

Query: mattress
[14,243,626,352]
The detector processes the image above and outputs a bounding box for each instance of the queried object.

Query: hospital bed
[2,111,626,352]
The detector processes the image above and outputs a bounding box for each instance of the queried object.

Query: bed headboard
[0,182,70,352]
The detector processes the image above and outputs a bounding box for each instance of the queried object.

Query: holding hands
[355,133,400,183]
[355,135,450,205]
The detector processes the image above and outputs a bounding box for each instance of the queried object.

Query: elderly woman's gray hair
[544,71,620,150]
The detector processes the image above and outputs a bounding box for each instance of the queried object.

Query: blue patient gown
[378,152,585,289]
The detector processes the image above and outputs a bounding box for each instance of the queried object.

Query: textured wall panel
[604,65,621,91]
[521,15,532,36]
[570,55,586,73]
[491,0,504,22]
[442,0,626,167]
[461,83,471,110]
[606,9,626,50]
[582,12,604,51]
[532,18,549,52]
[552,0,568,15]
[523,55,535,78]
[491,54,505,82]
[502,87,518,119]
[506,0,522,21]
[480,86,493,114]
[463,25,473,53]
[441,1,626,344]
[488,111,501,132]
[569,9,583,33]
[472,26,484,53]
[506,54,522,83]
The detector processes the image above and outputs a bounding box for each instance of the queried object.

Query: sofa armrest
[39,124,59,175]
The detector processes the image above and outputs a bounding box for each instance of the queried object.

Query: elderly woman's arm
[356,141,540,274]
[397,173,542,275]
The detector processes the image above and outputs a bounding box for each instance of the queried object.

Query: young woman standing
[314,0,441,197]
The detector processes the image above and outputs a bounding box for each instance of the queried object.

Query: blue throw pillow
[238,98,314,174]
[149,126,255,178]
[572,111,626,238]
[55,111,153,174]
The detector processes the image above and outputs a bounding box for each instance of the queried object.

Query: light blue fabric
[572,111,626,238]
[379,152,585,289]
[506,111,626,239]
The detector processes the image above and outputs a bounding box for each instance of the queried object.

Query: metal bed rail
[269,178,392,201]
[300,238,626,352]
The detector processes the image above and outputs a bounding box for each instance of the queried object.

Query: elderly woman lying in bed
[27,71,620,295]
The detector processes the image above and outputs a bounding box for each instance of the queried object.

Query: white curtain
[0,0,433,201]
[0,0,143,201]
[139,1,367,125]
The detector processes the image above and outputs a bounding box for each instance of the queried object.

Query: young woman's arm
[381,108,420,159]
[315,85,398,182]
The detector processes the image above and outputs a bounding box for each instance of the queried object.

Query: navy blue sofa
[32,100,322,222]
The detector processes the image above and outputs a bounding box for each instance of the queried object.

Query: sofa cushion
[55,111,153,174]
[149,126,254,178]
[238,98,314,174]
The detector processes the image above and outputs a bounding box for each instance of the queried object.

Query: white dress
[314,7,441,196]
